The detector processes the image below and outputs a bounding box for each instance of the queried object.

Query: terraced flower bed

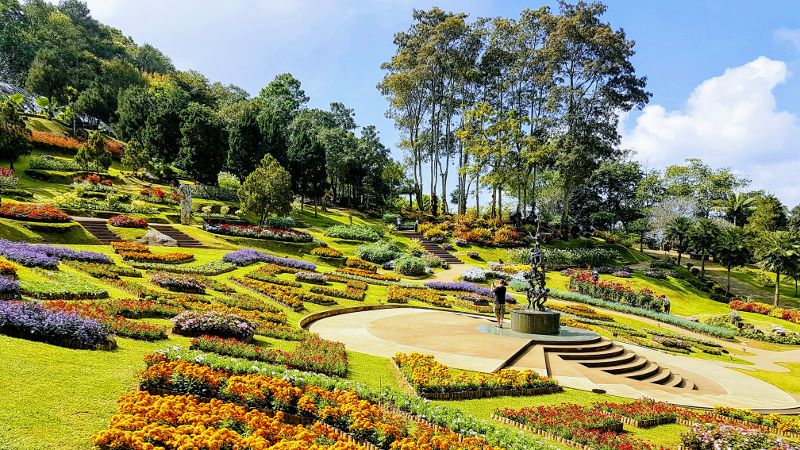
[387,285,451,307]
[232,276,336,309]
[204,222,313,242]
[172,310,257,341]
[64,260,142,279]
[130,260,236,275]
[21,270,109,300]
[0,203,71,222]
[0,301,114,350]
[222,249,315,270]
[310,283,366,301]
[337,267,399,282]
[393,353,560,399]
[190,334,348,376]
[150,272,206,294]
[45,300,167,341]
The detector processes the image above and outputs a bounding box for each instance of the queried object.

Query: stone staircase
[148,223,205,248]
[504,335,696,391]
[398,230,463,265]
[72,217,120,244]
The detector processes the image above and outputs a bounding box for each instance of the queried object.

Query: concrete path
[310,307,800,410]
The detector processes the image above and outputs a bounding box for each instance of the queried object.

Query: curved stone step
[578,351,637,367]
[641,368,673,385]
[543,340,614,353]
[603,356,648,375]
[625,362,661,380]
[665,374,686,388]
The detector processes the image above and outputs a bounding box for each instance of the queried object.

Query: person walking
[592,269,599,283]
[662,295,671,314]
[492,279,507,328]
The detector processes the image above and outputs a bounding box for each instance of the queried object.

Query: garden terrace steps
[624,361,661,380]
[148,224,205,248]
[396,230,463,265]
[602,356,649,374]
[72,217,120,244]
[577,351,637,366]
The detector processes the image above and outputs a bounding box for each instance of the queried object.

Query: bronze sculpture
[525,224,549,311]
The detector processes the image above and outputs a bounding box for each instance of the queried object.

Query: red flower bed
[109,215,148,228]
[729,299,800,324]
[29,131,81,151]
[74,173,113,186]
[569,270,660,309]
[104,139,124,156]
[0,203,71,222]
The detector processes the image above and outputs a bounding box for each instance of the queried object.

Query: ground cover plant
[386,285,451,307]
[190,334,348,376]
[310,283,366,301]
[337,267,400,281]
[0,239,111,268]
[203,222,313,242]
[0,301,113,350]
[394,352,559,395]
[44,301,167,341]
[129,260,236,275]
[310,246,344,259]
[222,248,316,270]
[324,224,382,241]
[63,260,142,279]
[21,270,108,300]
[171,310,257,341]
[150,272,206,294]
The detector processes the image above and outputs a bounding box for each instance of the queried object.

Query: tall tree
[756,231,800,306]
[666,216,692,265]
[687,219,721,279]
[720,192,755,226]
[714,227,751,296]
[663,158,749,218]
[745,194,788,235]
[0,96,31,169]
[177,102,226,184]
[75,130,110,173]
[238,154,292,226]
[223,100,263,179]
[548,1,650,236]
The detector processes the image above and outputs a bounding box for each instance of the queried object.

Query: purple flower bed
[0,240,111,268]
[222,249,316,271]
[424,281,515,302]
[0,276,20,299]
[0,301,113,349]
[172,310,257,341]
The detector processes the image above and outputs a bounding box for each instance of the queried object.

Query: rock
[727,311,742,323]
[773,326,786,336]
[688,317,700,322]
[137,229,177,247]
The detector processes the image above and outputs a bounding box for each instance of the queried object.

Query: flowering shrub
[424,281,515,302]
[355,240,401,263]
[729,299,800,324]
[73,173,113,187]
[612,270,632,278]
[129,260,236,276]
[309,284,366,301]
[338,267,400,281]
[644,270,668,280]
[460,267,505,282]
[712,406,800,433]
[203,223,313,242]
[91,391,363,450]
[138,186,178,204]
[0,203,70,222]
[386,285,451,307]
[34,243,112,264]
[394,256,428,276]
[150,272,206,294]
[21,270,108,300]
[569,270,660,309]
[507,246,620,268]
[681,423,795,450]
[63,261,141,279]
[0,276,20,299]
[295,271,328,284]
[108,215,147,228]
[191,334,348,376]
[310,246,343,258]
[594,398,680,423]
[0,301,112,349]
[99,298,183,319]
[395,352,558,395]
[324,224,383,242]
[222,249,316,270]
[172,310,257,341]
[0,168,19,190]
[345,257,378,272]
[29,131,81,150]
[113,242,194,264]
[44,301,167,341]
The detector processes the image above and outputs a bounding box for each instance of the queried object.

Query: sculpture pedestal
[511,310,560,335]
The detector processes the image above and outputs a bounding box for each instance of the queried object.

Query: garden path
[309,307,800,410]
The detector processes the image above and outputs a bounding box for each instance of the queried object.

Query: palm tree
[756,231,800,306]
[687,219,721,279]
[714,227,751,296]
[722,193,755,226]
[666,217,692,265]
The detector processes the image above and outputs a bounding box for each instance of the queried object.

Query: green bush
[355,241,401,263]
[508,247,619,267]
[264,216,296,229]
[325,224,382,242]
[382,212,400,224]
[217,171,241,191]
[395,256,427,276]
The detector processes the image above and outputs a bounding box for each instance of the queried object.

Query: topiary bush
[395,256,427,276]
[355,241,401,263]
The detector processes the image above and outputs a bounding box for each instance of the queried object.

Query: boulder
[137,229,177,247]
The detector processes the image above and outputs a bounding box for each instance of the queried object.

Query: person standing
[662,295,671,314]
[492,279,507,328]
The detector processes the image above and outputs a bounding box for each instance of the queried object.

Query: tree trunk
[701,253,706,279]
[727,267,731,296]
[639,234,644,252]
[475,174,480,215]
[774,272,781,306]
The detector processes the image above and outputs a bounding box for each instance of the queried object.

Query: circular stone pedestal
[511,310,560,335]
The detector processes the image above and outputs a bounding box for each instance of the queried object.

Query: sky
[75,0,800,207]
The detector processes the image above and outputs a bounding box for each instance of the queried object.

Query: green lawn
[732,362,800,395]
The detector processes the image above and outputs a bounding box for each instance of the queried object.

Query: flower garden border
[230,278,305,312]
[675,417,799,440]
[139,387,380,449]
[388,358,563,400]
[619,416,676,429]
[491,414,602,450]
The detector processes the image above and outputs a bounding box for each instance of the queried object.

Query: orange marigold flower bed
[0,203,71,222]
[29,131,81,150]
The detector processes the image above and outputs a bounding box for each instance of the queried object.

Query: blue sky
[79,0,800,207]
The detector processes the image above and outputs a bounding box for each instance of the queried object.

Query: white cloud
[775,27,800,52]
[621,56,800,206]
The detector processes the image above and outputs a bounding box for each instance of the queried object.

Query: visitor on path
[592,269,599,283]
[396,216,402,229]
[662,295,671,314]
[492,279,507,328]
